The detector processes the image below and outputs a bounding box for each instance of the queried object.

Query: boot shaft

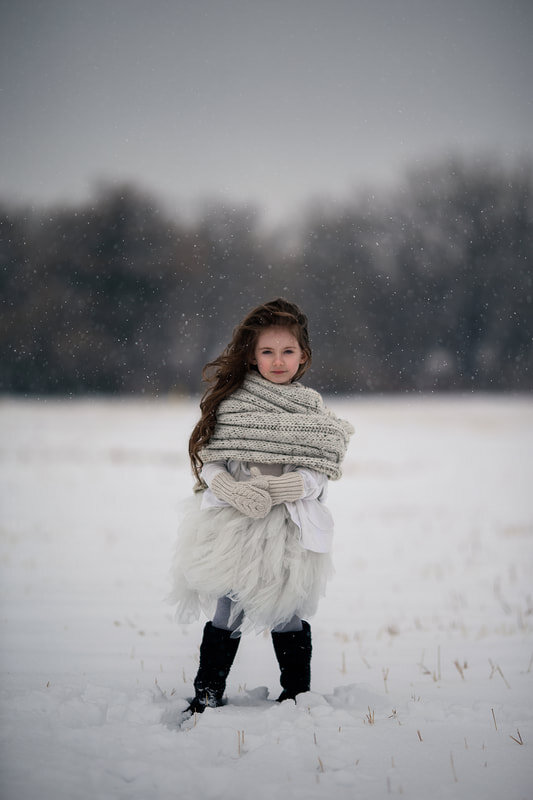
[271,620,312,701]
[193,622,240,708]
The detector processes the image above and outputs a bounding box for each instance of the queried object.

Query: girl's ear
[299,353,307,364]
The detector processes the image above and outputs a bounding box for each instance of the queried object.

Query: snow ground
[0,394,532,800]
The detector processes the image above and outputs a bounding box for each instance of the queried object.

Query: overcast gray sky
[1,0,532,222]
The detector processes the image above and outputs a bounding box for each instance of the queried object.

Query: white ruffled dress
[169,460,335,634]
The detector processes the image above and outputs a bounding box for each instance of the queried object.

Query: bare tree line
[1,156,531,395]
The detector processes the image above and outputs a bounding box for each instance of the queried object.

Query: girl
[170,298,353,714]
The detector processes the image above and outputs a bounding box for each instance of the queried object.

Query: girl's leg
[212,595,244,635]
[271,620,312,702]
[272,615,303,633]
[214,600,301,634]
[187,597,241,714]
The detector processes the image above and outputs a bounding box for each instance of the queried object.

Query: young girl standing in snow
[170,298,353,714]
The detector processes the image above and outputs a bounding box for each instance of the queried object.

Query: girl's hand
[249,466,305,505]
[210,470,272,519]
[264,473,305,505]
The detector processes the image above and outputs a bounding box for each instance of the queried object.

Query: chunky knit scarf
[199,372,354,480]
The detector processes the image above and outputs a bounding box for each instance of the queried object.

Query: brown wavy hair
[189,298,312,481]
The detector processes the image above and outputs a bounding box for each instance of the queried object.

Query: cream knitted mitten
[265,472,305,505]
[210,471,272,519]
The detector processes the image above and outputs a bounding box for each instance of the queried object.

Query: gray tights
[212,595,303,635]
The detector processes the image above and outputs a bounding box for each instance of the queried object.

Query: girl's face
[252,327,307,384]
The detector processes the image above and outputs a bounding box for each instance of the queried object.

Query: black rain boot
[186,622,240,714]
[271,621,312,702]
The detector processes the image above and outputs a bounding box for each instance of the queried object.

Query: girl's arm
[262,472,305,504]
[255,467,328,505]
[200,461,227,486]
[202,461,272,519]
[297,468,329,500]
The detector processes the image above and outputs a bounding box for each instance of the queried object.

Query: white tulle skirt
[169,494,334,634]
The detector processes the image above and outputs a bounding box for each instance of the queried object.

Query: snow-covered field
[1,394,532,800]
